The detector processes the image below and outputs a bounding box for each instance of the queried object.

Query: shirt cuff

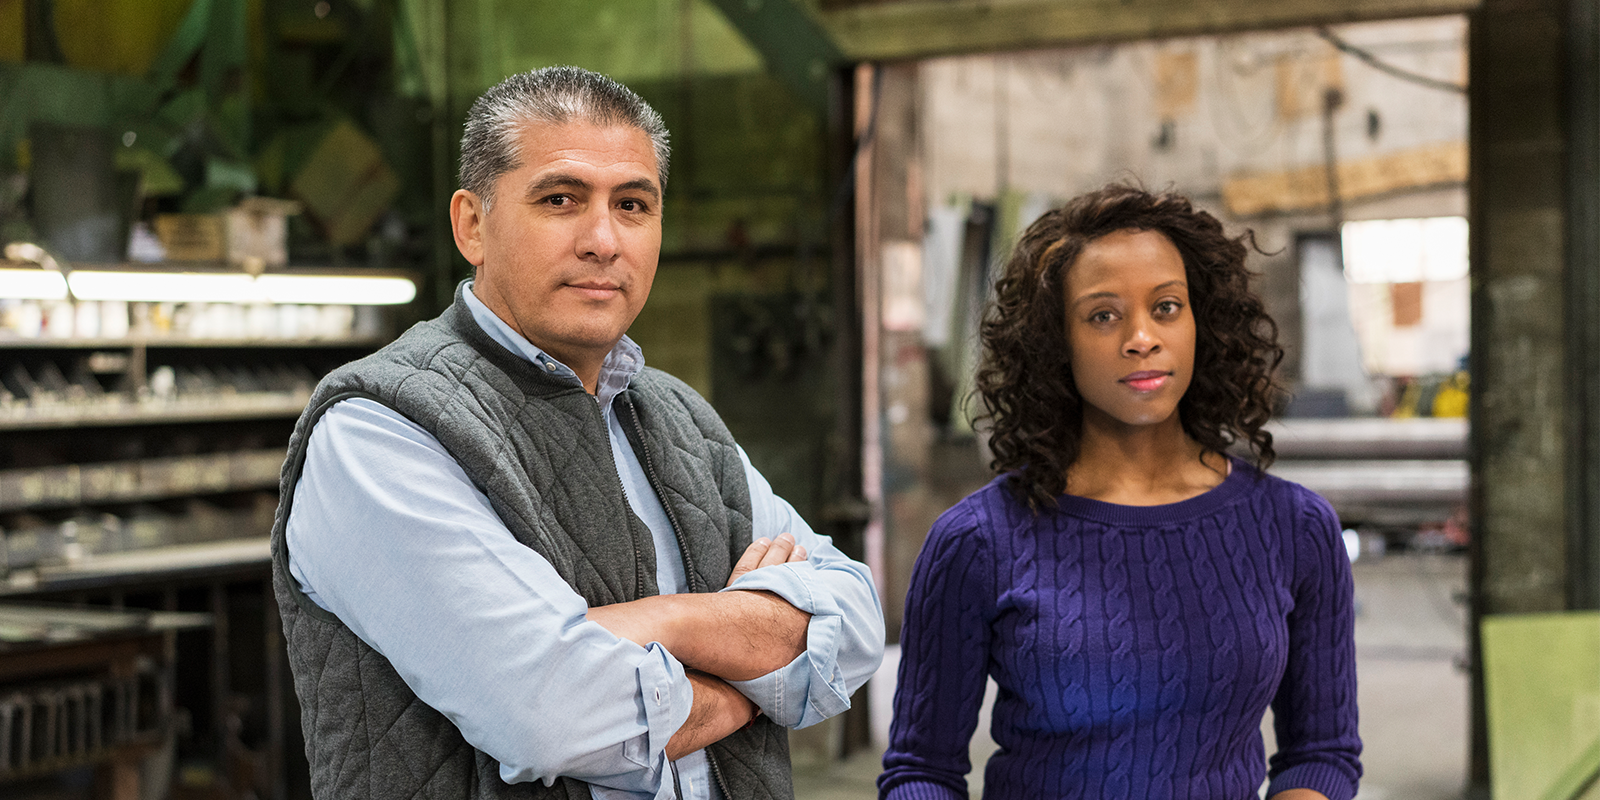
[493,641,688,793]
[1266,762,1359,800]
[721,562,850,728]
[637,642,693,769]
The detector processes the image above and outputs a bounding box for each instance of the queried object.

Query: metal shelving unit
[0,337,385,350]
[0,317,391,800]
[0,396,311,431]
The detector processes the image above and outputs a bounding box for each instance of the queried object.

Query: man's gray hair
[458,66,671,212]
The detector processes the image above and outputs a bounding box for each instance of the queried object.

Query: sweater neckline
[1051,456,1256,526]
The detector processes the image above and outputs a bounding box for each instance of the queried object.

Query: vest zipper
[621,393,705,593]
[599,393,648,600]
[622,392,736,800]
[708,752,732,800]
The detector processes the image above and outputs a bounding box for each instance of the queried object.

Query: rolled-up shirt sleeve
[286,398,689,795]
[721,447,885,729]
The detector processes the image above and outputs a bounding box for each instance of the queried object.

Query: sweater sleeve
[1265,488,1363,800]
[878,500,995,800]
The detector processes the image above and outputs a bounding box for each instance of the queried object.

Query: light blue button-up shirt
[285,286,884,799]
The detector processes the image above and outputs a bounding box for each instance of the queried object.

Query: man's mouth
[566,280,622,298]
[1120,370,1171,392]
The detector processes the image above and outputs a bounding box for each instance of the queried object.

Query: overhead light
[68,271,260,303]
[1341,217,1469,284]
[40,270,418,305]
[0,267,70,300]
[255,274,417,305]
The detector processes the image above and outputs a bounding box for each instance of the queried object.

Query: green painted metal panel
[702,0,841,113]
[1481,612,1600,800]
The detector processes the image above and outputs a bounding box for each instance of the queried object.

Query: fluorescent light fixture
[256,274,417,305]
[69,271,260,303]
[0,268,70,300]
[57,271,417,305]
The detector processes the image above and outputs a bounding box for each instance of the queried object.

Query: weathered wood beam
[821,0,1481,61]
[1222,141,1467,216]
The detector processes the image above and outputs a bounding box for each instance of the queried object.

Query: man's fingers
[756,533,796,569]
[727,538,772,587]
[726,535,805,588]
[735,538,772,572]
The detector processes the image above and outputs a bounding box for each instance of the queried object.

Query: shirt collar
[461,281,645,408]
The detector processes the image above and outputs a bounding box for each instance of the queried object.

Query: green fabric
[1481,611,1600,800]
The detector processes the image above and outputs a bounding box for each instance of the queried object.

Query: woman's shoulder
[1234,460,1347,572]
[931,476,1007,533]
[925,475,1029,546]
[1237,459,1340,526]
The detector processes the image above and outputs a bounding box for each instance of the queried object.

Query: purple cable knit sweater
[879,458,1361,800]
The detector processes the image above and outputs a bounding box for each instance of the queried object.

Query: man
[270,66,884,800]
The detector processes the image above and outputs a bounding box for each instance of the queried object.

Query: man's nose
[576,206,620,262]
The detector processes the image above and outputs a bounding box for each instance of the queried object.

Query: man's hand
[727,533,808,587]
[664,671,759,761]
[585,533,812,681]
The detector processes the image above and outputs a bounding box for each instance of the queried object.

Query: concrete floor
[795,551,1471,800]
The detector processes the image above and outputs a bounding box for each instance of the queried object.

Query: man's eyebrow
[613,178,661,202]
[525,173,591,197]
[523,174,661,203]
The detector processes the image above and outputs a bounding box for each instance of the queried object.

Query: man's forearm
[588,535,813,681]
[665,671,758,760]
[586,589,810,681]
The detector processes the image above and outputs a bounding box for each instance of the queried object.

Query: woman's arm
[878,503,995,800]
[1265,489,1363,800]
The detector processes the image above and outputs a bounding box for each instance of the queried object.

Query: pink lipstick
[1121,370,1170,392]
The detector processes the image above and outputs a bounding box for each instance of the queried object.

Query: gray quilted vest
[269,287,793,799]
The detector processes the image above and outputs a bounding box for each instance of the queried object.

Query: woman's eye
[1155,301,1181,315]
[1090,311,1115,324]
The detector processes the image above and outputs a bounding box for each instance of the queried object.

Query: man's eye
[619,199,647,212]
[545,195,569,206]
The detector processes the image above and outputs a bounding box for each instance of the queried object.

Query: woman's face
[1063,228,1196,431]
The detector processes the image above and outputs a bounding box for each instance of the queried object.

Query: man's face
[452,122,662,376]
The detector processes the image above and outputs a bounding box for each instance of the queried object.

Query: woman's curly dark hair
[975,184,1286,511]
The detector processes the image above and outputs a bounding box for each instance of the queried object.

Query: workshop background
[0,0,1595,798]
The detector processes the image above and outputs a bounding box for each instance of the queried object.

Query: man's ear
[450,189,488,267]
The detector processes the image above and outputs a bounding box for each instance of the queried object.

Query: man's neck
[541,348,603,394]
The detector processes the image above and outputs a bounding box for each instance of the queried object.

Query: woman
[878,186,1360,800]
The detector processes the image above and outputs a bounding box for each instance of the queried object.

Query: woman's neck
[1064,411,1230,505]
